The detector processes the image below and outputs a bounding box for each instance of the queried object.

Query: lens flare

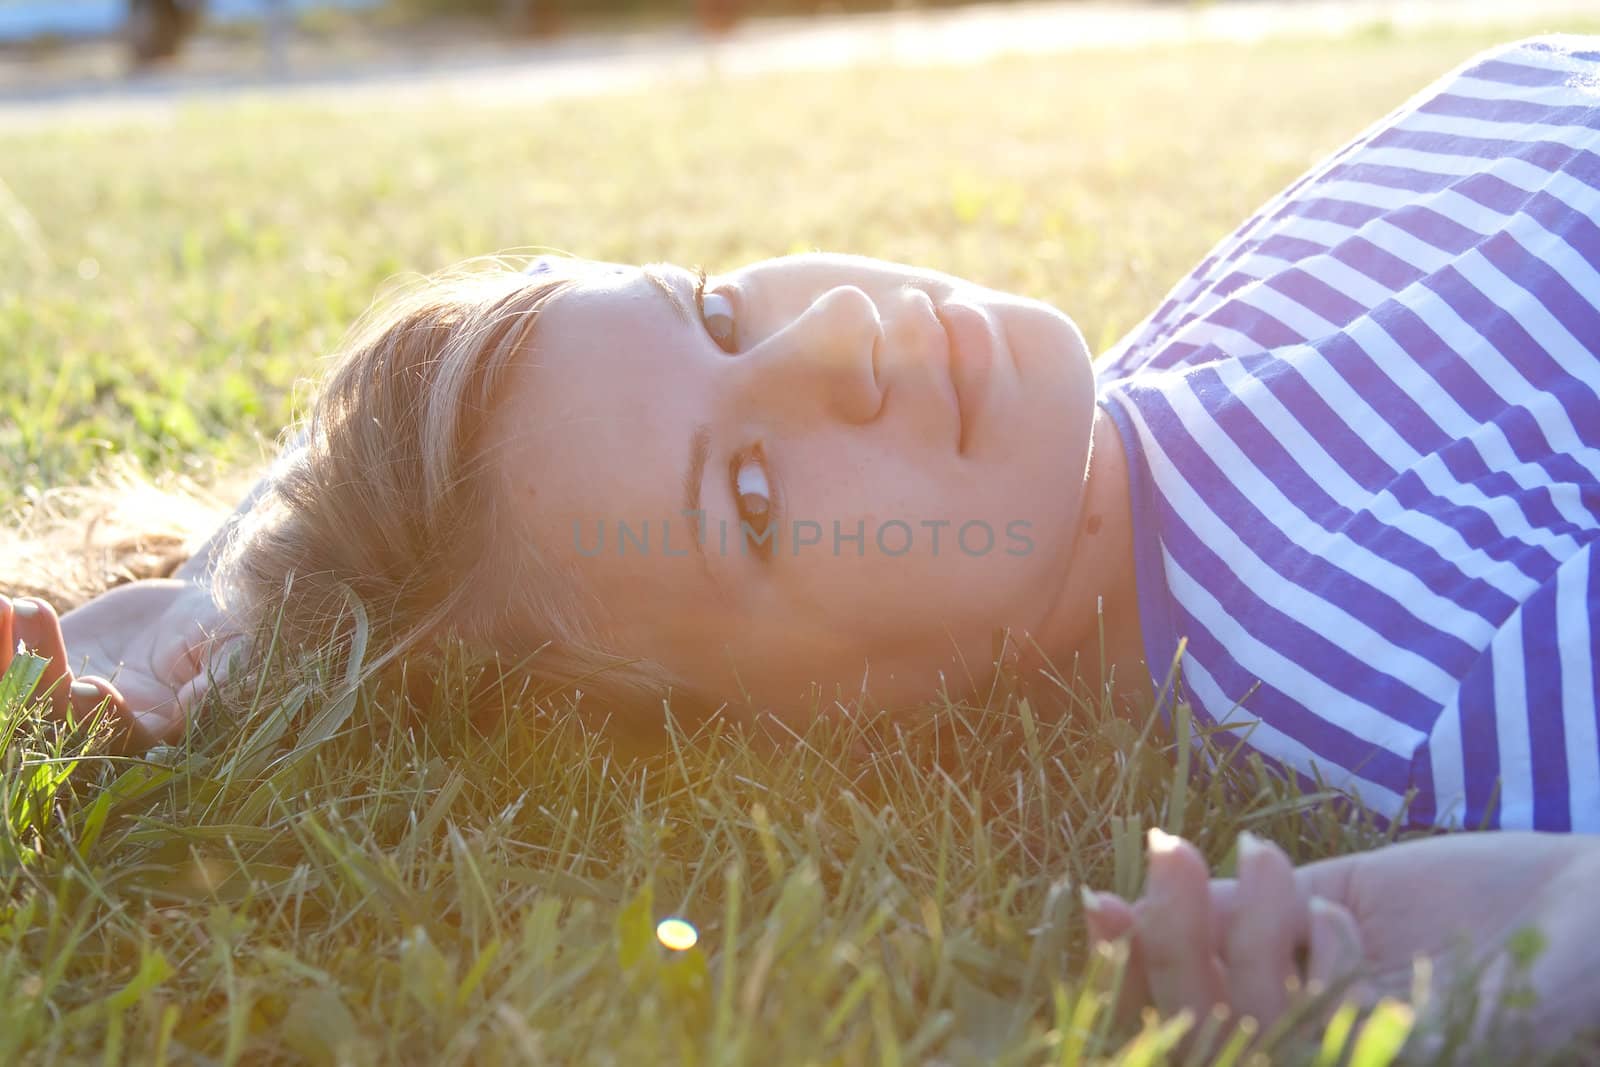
[655,918,698,951]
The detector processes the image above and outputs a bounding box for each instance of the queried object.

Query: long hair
[211,259,685,724]
[0,257,696,748]
[0,466,237,611]
[2,259,694,734]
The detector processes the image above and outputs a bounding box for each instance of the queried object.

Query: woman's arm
[1083,829,1600,1053]
[174,426,305,585]
[26,432,305,746]
[9,581,231,748]
[171,469,273,585]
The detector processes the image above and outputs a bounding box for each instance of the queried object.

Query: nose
[733,285,884,426]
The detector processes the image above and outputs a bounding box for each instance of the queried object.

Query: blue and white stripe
[1097,36,1600,832]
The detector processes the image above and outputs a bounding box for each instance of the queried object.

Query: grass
[3,16,1599,1065]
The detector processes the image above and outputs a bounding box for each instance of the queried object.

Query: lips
[935,301,995,451]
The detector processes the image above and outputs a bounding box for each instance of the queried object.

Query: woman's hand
[1081,828,1600,1052]
[2,580,239,750]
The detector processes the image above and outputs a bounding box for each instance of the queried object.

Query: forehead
[492,268,680,513]
[485,268,720,632]
[732,251,959,292]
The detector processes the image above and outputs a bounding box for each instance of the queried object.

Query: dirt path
[2,0,1595,128]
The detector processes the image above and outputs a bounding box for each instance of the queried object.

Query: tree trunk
[504,0,563,38]
[126,0,201,66]
[696,0,743,35]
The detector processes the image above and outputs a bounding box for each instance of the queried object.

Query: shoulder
[1446,33,1600,75]
[1477,33,1600,65]
[1096,36,1600,386]
[1429,34,1600,99]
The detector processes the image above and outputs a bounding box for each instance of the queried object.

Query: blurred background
[3,0,763,64]
[7,0,1138,73]
[3,0,1595,496]
[6,0,1596,99]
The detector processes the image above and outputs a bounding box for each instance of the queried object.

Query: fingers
[152,615,214,688]
[1224,831,1307,1026]
[68,675,136,740]
[1082,887,1148,1027]
[1082,887,1136,942]
[198,631,247,691]
[1135,828,1230,1020]
[6,597,136,742]
[1306,895,1365,992]
[137,677,200,748]
[1077,831,1372,1051]
[0,594,13,676]
[10,597,73,718]
[137,630,244,748]
[156,618,243,693]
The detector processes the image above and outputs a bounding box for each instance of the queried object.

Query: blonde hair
[0,467,237,611]
[213,259,683,724]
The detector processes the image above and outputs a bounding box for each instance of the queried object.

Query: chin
[1039,307,1093,368]
[1003,296,1091,366]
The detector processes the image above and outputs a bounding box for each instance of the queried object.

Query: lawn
[2,16,1598,1065]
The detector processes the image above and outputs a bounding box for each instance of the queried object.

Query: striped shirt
[1096,36,1600,833]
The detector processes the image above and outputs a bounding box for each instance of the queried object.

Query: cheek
[795,441,979,522]
[771,528,1040,670]
[775,444,1068,612]
[729,614,995,713]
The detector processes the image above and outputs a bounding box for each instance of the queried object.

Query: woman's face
[487,253,1097,713]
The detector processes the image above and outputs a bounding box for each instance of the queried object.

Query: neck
[1029,404,1150,715]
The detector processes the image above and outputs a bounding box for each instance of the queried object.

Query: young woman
[3,33,1598,1047]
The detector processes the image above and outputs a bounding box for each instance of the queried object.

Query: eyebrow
[645,265,722,589]
[665,259,710,544]
[641,263,694,327]
[683,423,711,524]
[681,422,720,595]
